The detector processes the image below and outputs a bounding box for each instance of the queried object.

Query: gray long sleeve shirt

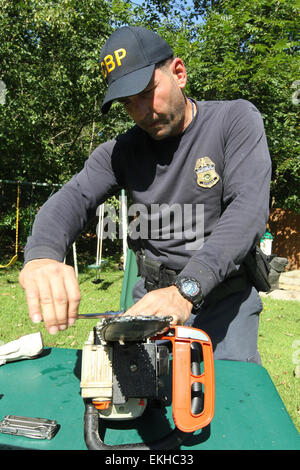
[24,99,272,298]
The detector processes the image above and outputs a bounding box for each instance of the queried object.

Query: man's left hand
[124,285,193,325]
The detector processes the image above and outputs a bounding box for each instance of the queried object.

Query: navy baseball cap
[100,26,173,114]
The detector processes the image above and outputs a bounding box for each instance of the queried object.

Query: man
[19,26,271,363]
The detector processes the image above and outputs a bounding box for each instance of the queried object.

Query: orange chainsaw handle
[156,325,215,433]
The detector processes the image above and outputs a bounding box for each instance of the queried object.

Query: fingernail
[48,326,58,335]
[68,318,76,326]
[58,324,67,331]
[32,314,41,323]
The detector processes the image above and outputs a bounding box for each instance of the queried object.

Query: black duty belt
[135,250,250,309]
[136,251,180,292]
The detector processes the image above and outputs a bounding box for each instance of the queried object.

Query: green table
[0,347,299,451]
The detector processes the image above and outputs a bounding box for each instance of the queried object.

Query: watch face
[182,280,200,298]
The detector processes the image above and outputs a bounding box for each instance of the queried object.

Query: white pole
[96,205,101,266]
[72,242,78,278]
[98,204,104,267]
[96,204,104,267]
[121,190,127,269]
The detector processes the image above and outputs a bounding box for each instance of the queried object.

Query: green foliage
[0,0,112,183]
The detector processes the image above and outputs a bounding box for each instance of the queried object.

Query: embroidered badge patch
[194,157,220,188]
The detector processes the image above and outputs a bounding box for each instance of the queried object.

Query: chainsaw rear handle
[158,326,215,433]
[84,401,188,450]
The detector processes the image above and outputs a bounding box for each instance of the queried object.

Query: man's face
[118,59,189,140]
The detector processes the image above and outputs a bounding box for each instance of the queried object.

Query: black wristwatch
[174,277,203,309]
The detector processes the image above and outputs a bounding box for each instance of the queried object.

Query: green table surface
[0,347,299,451]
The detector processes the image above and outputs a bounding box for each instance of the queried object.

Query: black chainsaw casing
[112,342,170,404]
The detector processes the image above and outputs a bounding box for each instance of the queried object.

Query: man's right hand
[19,259,81,335]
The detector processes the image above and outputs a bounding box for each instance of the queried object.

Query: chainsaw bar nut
[129,362,138,373]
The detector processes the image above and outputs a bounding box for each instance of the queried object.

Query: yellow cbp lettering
[100,61,107,78]
[104,55,115,73]
[114,48,126,66]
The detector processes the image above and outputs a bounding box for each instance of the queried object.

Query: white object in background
[0,80,6,105]
[260,231,274,256]
[121,189,128,269]
[0,333,43,366]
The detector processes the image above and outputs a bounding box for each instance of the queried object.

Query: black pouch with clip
[244,246,271,292]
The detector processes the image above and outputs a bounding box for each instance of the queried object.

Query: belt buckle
[145,279,157,292]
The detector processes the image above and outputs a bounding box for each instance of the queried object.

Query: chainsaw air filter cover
[96,315,173,343]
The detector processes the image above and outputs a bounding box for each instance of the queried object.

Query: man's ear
[170,58,187,90]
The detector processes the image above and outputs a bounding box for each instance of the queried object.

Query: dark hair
[155,56,174,70]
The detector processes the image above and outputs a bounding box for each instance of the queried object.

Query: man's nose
[133,98,151,121]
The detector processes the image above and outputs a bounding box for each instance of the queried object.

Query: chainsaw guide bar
[95,315,173,343]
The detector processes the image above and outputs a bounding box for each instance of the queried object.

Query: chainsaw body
[80,315,215,450]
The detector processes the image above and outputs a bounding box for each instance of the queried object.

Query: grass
[257,296,300,433]
[0,260,124,350]
[0,262,299,434]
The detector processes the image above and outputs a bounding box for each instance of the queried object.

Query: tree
[0,0,113,184]
[0,0,125,254]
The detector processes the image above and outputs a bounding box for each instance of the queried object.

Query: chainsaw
[80,313,215,450]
